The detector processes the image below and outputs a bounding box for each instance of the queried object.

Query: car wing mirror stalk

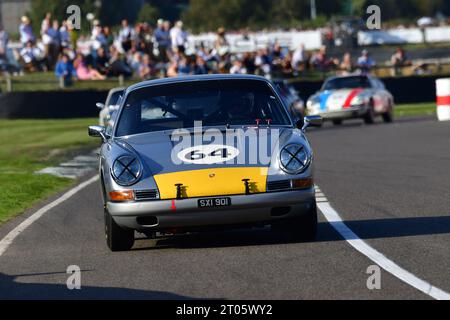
[301,115,322,132]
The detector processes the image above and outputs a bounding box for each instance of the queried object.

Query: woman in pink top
[74,53,106,80]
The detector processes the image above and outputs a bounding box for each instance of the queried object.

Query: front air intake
[267,180,291,191]
[135,189,159,201]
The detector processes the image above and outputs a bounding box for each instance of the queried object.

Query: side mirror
[88,125,108,141]
[295,118,304,130]
[301,115,322,132]
[96,102,105,109]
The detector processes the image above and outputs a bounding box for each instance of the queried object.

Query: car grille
[267,180,292,191]
[135,189,159,201]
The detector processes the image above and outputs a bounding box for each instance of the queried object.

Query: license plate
[198,197,231,208]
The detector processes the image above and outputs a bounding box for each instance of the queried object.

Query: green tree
[137,4,161,24]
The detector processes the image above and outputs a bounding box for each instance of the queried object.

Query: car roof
[126,74,271,93]
[325,74,374,82]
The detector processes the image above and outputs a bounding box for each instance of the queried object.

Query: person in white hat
[170,20,187,54]
[19,16,35,45]
[154,18,171,62]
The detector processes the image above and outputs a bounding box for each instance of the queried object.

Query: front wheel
[272,202,318,241]
[363,102,375,124]
[104,209,135,251]
[382,111,393,123]
[332,119,343,126]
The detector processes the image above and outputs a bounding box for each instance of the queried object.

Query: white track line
[316,186,450,300]
[0,175,99,257]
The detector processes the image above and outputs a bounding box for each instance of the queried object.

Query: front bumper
[313,105,368,120]
[107,188,315,230]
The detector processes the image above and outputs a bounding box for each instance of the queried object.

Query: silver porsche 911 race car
[306,74,394,125]
[89,74,322,251]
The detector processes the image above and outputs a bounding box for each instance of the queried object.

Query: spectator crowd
[0,13,418,86]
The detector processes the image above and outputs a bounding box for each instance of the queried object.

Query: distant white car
[97,87,125,127]
[306,74,394,125]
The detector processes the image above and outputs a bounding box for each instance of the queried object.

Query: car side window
[369,79,378,89]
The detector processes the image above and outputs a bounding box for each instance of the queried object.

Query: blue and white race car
[306,74,394,125]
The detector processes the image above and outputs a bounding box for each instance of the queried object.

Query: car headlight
[280,144,311,174]
[111,155,142,186]
[307,96,320,109]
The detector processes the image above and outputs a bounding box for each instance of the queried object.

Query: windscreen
[115,79,290,136]
[323,76,371,90]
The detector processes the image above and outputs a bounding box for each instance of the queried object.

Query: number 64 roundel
[177,144,240,164]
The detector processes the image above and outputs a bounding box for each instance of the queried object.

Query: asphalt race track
[1,116,450,300]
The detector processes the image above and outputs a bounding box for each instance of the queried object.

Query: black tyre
[332,119,343,126]
[104,209,135,251]
[382,111,393,123]
[363,100,375,124]
[382,102,394,123]
[272,201,318,241]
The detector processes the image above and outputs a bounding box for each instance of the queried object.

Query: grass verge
[394,102,436,117]
[0,118,98,225]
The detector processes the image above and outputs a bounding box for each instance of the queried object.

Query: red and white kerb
[436,78,450,121]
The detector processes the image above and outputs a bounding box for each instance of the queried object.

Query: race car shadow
[0,271,195,300]
[133,214,450,250]
[322,215,450,241]
[132,223,340,250]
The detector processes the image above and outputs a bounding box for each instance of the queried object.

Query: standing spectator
[154,19,171,62]
[339,52,353,75]
[45,20,61,69]
[59,20,70,49]
[1,24,21,74]
[170,21,188,54]
[55,54,76,86]
[0,23,8,61]
[292,44,307,74]
[391,47,411,76]
[356,49,376,74]
[0,23,9,72]
[214,27,229,51]
[311,46,336,72]
[103,26,115,48]
[19,16,35,45]
[118,19,134,52]
[40,12,52,38]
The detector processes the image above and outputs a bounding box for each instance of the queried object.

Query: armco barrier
[290,75,443,105]
[0,91,108,119]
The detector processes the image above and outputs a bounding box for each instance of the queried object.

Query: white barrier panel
[436,78,450,121]
[358,26,450,46]
[187,30,323,53]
